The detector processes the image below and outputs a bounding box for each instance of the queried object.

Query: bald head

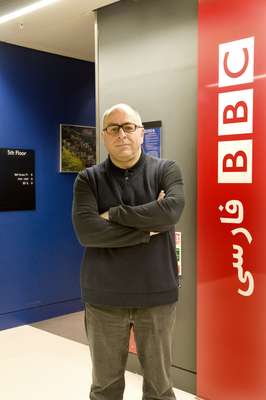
[102,103,142,129]
[101,103,144,169]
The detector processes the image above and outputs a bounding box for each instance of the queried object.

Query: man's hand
[157,190,165,201]
[150,231,160,236]
[100,211,109,220]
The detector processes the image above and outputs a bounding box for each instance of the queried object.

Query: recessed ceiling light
[0,0,60,24]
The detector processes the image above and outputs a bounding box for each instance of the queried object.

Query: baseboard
[0,298,84,330]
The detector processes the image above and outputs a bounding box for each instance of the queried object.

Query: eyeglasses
[103,123,143,136]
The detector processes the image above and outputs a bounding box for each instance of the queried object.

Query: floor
[0,313,197,400]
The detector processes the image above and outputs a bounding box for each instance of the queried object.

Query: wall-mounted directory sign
[142,121,162,158]
[0,148,35,211]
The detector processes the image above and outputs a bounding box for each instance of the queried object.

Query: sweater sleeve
[108,161,185,232]
[72,171,150,248]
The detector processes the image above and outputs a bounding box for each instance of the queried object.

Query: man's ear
[140,127,145,144]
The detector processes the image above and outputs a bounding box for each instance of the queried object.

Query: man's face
[102,108,144,164]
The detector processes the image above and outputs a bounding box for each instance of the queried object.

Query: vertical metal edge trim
[94,10,100,164]
[59,123,62,172]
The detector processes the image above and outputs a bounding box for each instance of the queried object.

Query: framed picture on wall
[59,124,96,173]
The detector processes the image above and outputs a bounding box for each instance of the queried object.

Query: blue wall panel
[0,42,95,329]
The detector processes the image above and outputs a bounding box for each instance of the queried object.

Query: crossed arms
[72,161,185,248]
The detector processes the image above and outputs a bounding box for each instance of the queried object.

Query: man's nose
[117,127,127,138]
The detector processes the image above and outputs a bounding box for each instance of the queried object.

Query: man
[72,103,185,400]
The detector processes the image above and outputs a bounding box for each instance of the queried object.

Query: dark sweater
[72,152,185,307]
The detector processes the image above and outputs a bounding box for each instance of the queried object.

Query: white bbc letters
[218,37,254,184]
[218,89,253,135]
[218,140,252,183]
[219,37,254,88]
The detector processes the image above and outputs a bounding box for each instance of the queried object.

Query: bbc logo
[217,37,254,184]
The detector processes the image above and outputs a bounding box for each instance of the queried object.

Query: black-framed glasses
[103,123,143,136]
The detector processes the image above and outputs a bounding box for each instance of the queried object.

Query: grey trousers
[84,302,177,400]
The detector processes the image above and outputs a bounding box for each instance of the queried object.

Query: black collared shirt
[72,153,185,307]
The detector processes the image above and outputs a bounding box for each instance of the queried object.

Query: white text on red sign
[218,36,254,183]
[219,200,254,297]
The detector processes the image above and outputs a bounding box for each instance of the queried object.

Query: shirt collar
[106,150,145,174]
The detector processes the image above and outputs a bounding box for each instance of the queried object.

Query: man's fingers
[157,190,165,201]
[100,211,109,220]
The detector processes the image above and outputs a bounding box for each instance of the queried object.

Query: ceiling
[0,0,120,61]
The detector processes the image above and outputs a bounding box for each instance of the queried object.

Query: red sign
[197,1,266,399]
